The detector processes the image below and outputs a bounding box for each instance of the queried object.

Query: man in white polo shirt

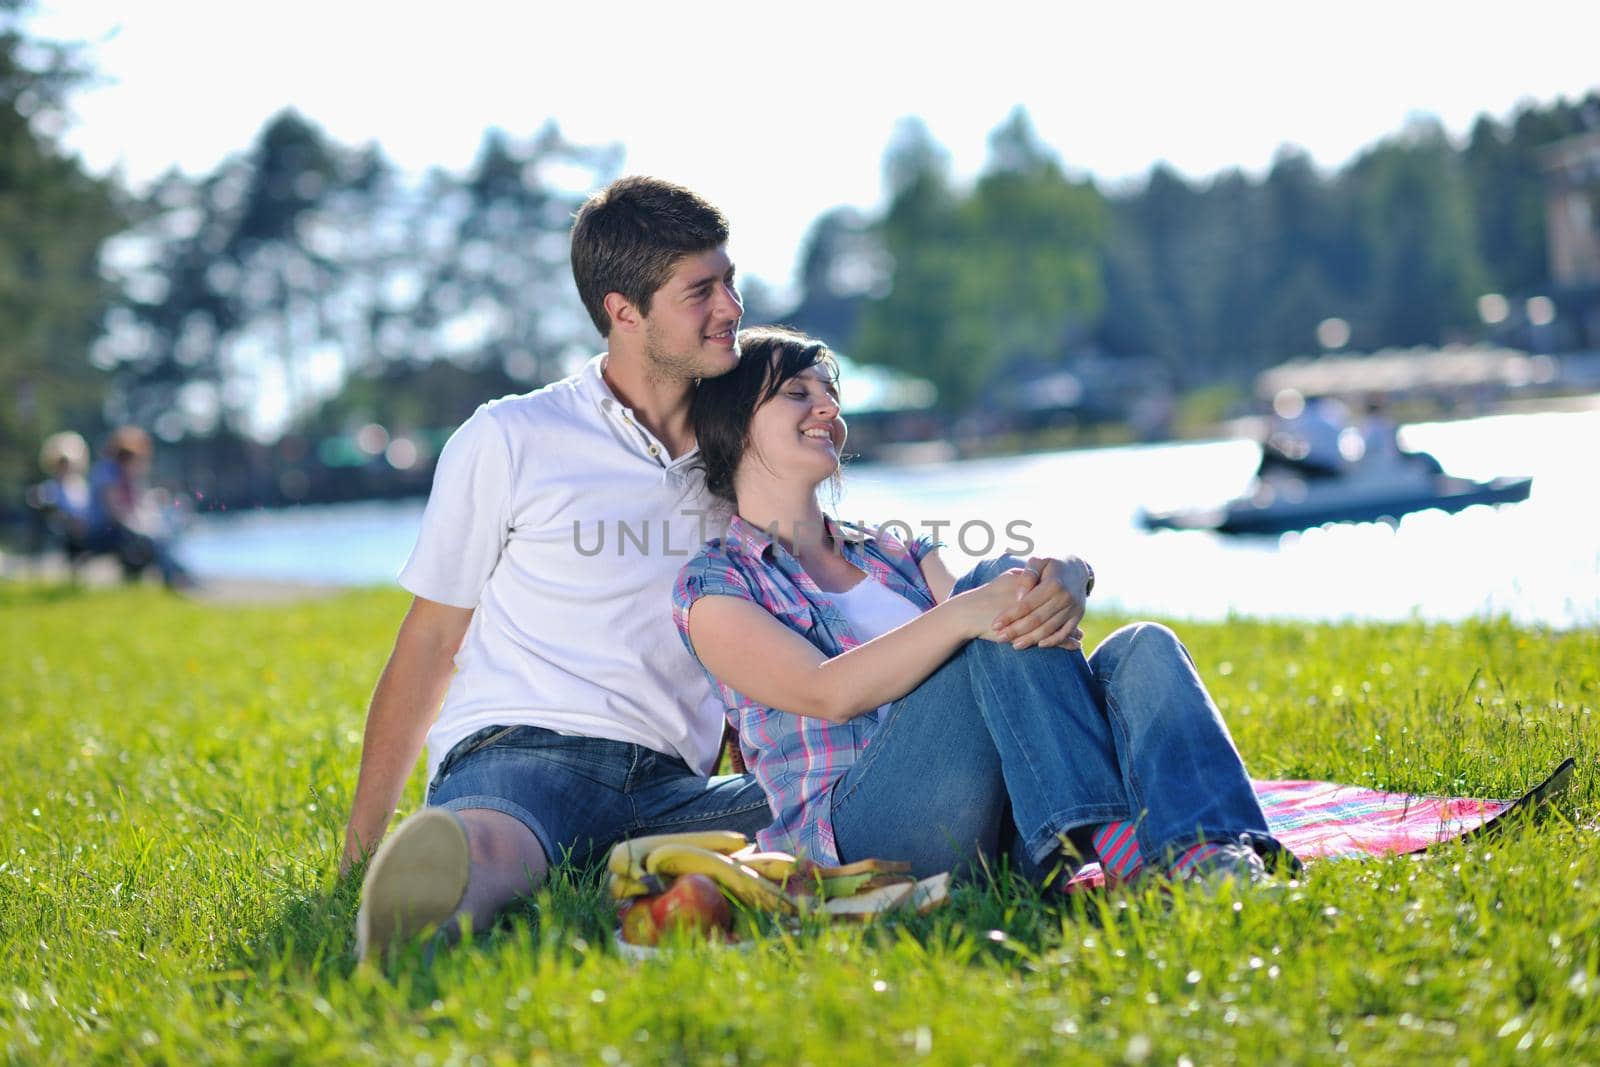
[342,176,772,959]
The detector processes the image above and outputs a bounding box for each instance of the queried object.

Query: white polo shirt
[399,355,729,782]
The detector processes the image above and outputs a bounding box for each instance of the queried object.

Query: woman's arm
[918,548,962,604]
[686,572,1027,725]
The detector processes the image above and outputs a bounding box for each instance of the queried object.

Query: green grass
[2,584,1597,1064]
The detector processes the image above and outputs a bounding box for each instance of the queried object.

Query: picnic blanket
[1065,757,1575,890]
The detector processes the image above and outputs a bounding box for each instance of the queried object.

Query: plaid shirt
[672,514,938,865]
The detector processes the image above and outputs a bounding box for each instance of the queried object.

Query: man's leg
[358,806,550,959]
[452,808,550,935]
[627,750,774,841]
[358,726,636,960]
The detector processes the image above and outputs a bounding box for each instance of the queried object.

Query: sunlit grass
[2,584,1596,1063]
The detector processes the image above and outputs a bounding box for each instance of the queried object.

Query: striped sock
[1167,841,1227,877]
[1090,821,1145,884]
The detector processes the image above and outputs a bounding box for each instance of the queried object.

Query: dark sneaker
[356,808,470,962]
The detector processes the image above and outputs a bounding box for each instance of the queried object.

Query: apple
[618,896,661,946]
[650,873,732,936]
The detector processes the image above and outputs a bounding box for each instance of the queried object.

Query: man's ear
[604,291,641,334]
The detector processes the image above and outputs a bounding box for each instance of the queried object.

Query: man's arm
[340,595,475,876]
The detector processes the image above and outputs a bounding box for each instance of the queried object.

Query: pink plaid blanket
[1065,758,1574,889]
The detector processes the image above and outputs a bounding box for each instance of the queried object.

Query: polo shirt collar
[579,353,616,410]
[580,353,701,468]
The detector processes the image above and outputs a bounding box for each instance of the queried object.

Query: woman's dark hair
[692,326,840,505]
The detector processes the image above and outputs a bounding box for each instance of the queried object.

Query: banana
[644,844,797,914]
[608,872,664,900]
[729,848,799,882]
[606,830,749,878]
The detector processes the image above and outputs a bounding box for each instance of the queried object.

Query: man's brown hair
[570,176,730,337]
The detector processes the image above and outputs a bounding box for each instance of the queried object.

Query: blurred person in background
[1352,394,1442,480]
[1258,389,1350,481]
[85,425,195,590]
[27,431,93,563]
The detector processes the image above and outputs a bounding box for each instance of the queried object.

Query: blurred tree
[1099,164,1207,371]
[1465,95,1598,300]
[853,110,1107,409]
[413,123,620,390]
[961,109,1106,368]
[0,2,123,505]
[1255,151,1351,358]
[881,115,952,202]
[102,115,622,452]
[99,110,348,440]
[1200,168,1270,366]
[782,206,884,345]
[227,110,343,424]
[1345,119,1490,347]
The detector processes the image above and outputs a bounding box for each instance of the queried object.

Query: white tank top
[828,576,926,717]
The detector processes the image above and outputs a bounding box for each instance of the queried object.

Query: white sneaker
[355,808,471,962]
[1174,843,1272,892]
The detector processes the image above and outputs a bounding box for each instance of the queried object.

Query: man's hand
[988,555,1094,651]
[339,838,370,880]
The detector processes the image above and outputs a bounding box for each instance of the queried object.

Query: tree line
[3,4,1597,513]
[793,103,1597,409]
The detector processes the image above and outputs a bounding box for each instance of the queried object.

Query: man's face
[640,246,743,382]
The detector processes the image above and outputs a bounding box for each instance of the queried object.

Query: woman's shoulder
[682,535,738,569]
[675,537,757,601]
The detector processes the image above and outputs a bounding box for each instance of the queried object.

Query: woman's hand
[988,555,1094,651]
[951,568,1039,641]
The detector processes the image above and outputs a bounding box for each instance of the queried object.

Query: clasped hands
[981,555,1094,651]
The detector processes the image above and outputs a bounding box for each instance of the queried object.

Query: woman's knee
[952,555,1029,594]
[1093,621,1186,671]
[963,629,1091,677]
[1089,623,1204,704]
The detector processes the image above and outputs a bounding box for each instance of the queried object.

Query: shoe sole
[356,808,470,962]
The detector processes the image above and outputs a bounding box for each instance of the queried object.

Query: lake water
[180,405,1600,629]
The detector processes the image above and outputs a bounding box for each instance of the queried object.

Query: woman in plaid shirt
[673,327,1295,888]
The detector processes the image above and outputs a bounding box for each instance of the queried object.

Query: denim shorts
[425,724,772,871]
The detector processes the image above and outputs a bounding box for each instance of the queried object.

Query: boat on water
[1143,386,1536,535]
[1141,466,1534,535]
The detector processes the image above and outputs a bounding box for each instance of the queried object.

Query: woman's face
[740,363,846,491]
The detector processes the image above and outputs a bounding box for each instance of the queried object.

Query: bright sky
[27,1,1600,299]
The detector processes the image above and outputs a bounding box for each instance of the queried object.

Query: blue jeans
[426,725,772,871]
[829,558,1285,880]
[84,522,191,588]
